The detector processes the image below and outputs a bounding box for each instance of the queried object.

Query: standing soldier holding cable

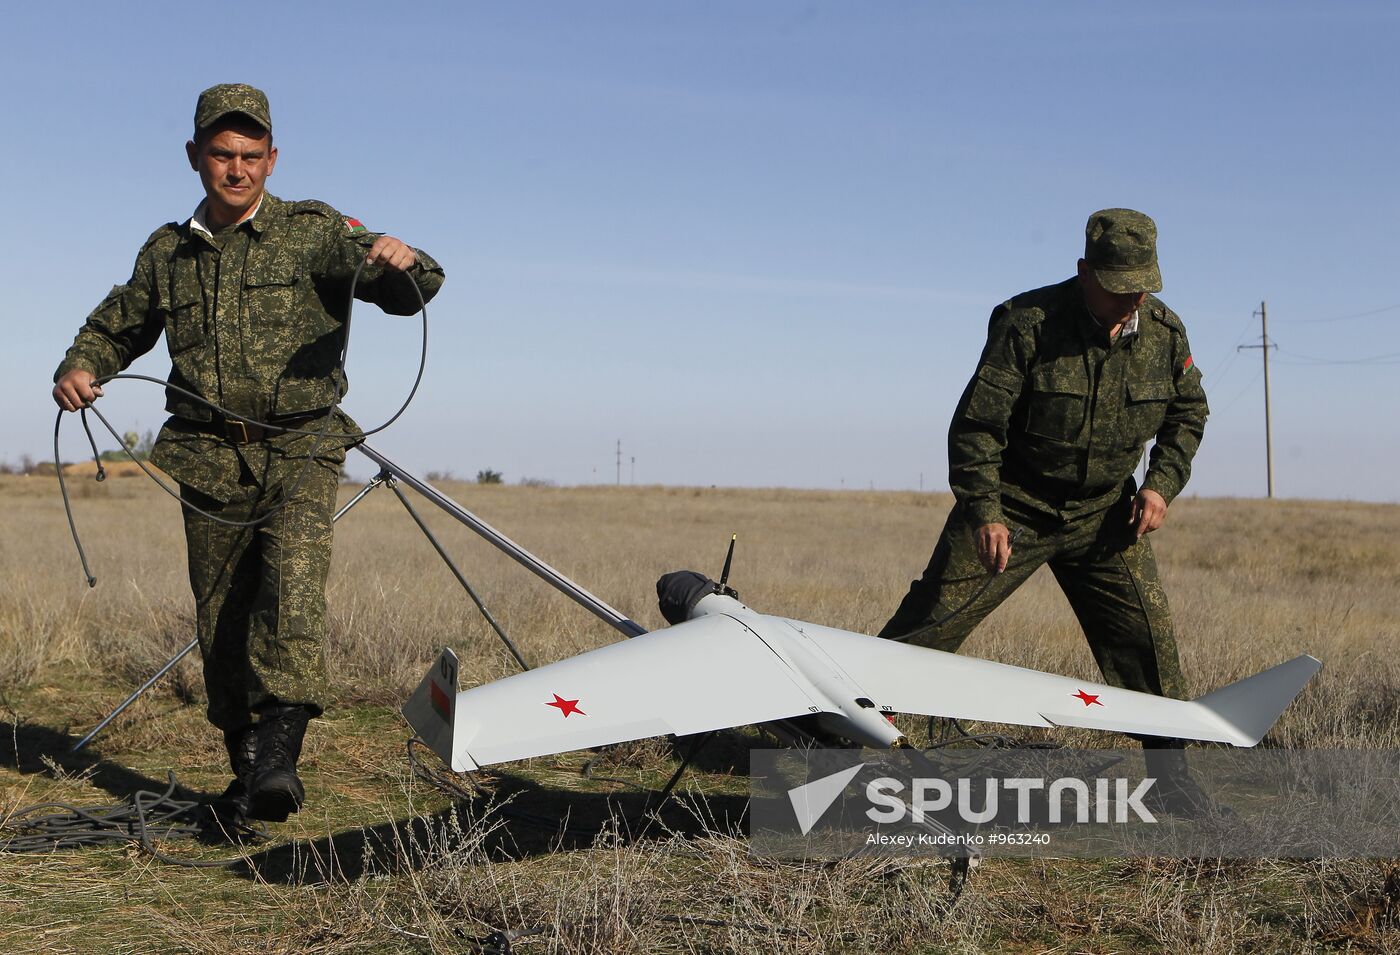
[52,84,445,823]
[878,209,1212,811]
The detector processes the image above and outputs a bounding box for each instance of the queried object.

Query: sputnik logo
[546,694,586,717]
[788,763,866,835]
[1072,689,1104,707]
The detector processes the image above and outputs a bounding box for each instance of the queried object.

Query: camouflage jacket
[55,193,444,423]
[54,194,444,499]
[949,277,1208,526]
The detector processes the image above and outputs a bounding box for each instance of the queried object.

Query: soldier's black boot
[249,704,312,823]
[1142,743,1229,818]
[213,725,257,821]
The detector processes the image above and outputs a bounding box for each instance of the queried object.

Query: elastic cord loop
[56,257,429,580]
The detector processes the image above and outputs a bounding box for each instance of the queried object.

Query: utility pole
[630,456,635,485]
[1238,301,1276,498]
[615,440,622,486]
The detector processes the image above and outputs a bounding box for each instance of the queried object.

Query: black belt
[196,411,327,445]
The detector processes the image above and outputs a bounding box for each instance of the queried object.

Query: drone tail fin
[1193,654,1322,746]
[402,647,479,771]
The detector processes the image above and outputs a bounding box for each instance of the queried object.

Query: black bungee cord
[55,256,428,586]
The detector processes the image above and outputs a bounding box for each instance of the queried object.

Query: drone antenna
[719,534,737,590]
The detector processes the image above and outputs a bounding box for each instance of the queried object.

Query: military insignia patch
[1183,355,1194,371]
[345,218,367,233]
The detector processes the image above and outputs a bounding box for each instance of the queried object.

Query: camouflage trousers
[877,488,1186,701]
[180,451,338,731]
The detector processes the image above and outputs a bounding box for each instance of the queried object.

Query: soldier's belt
[197,411,328,444]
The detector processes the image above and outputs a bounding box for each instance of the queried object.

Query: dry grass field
[2,471,1399,953]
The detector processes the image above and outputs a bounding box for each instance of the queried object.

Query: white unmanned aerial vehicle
[404,567,1320,773]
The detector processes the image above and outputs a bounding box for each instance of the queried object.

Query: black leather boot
[213,725,257,820]
[1142,743,1230,818]
[249,704,312,822]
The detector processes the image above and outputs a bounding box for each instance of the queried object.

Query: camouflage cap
[1084,208,1162,293]
[194,83,272,133]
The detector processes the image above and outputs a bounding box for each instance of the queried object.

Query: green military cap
[1084,208,1162,294]
[194,83,272,133]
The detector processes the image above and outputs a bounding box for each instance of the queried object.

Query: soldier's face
[186,122,277,229]
[1077,260,1147,329]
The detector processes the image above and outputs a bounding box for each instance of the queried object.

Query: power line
[1205,308,1262,387]
[1274,348,1400,366]
[1275,303,1400,325]
[1211,368,1264,416]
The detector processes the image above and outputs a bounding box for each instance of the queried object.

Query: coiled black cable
[0,770,267,867]
[55,257,428,586]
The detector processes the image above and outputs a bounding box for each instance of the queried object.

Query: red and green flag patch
[429,679,451,722]
[1183,355,1194,371]
[345,217,367,233]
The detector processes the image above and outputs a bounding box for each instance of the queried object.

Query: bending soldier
[879,209,1212,811]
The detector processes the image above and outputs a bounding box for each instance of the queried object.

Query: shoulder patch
[344,217,367,233]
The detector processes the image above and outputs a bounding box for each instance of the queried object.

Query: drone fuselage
[686,592,906,749]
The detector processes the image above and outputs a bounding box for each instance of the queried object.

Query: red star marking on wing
[1072,689,1104,707]
[546,694,586,718]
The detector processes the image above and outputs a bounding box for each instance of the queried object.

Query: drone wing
[788,619,1320,747]
[404,613,824,771]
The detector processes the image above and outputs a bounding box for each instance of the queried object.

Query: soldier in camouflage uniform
[878,210,1211,809]
[52,84,445,822]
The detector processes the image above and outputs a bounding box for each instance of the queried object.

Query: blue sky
[3,2,1397,500]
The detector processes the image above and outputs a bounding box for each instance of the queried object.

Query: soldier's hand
[1129,488,1168,539]
[975,523,1012,575]
[53,369,103,412]
[365,235,419,272]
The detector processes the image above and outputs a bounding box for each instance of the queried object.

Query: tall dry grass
[6,473,1395,746]
[3,473,1399,953]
